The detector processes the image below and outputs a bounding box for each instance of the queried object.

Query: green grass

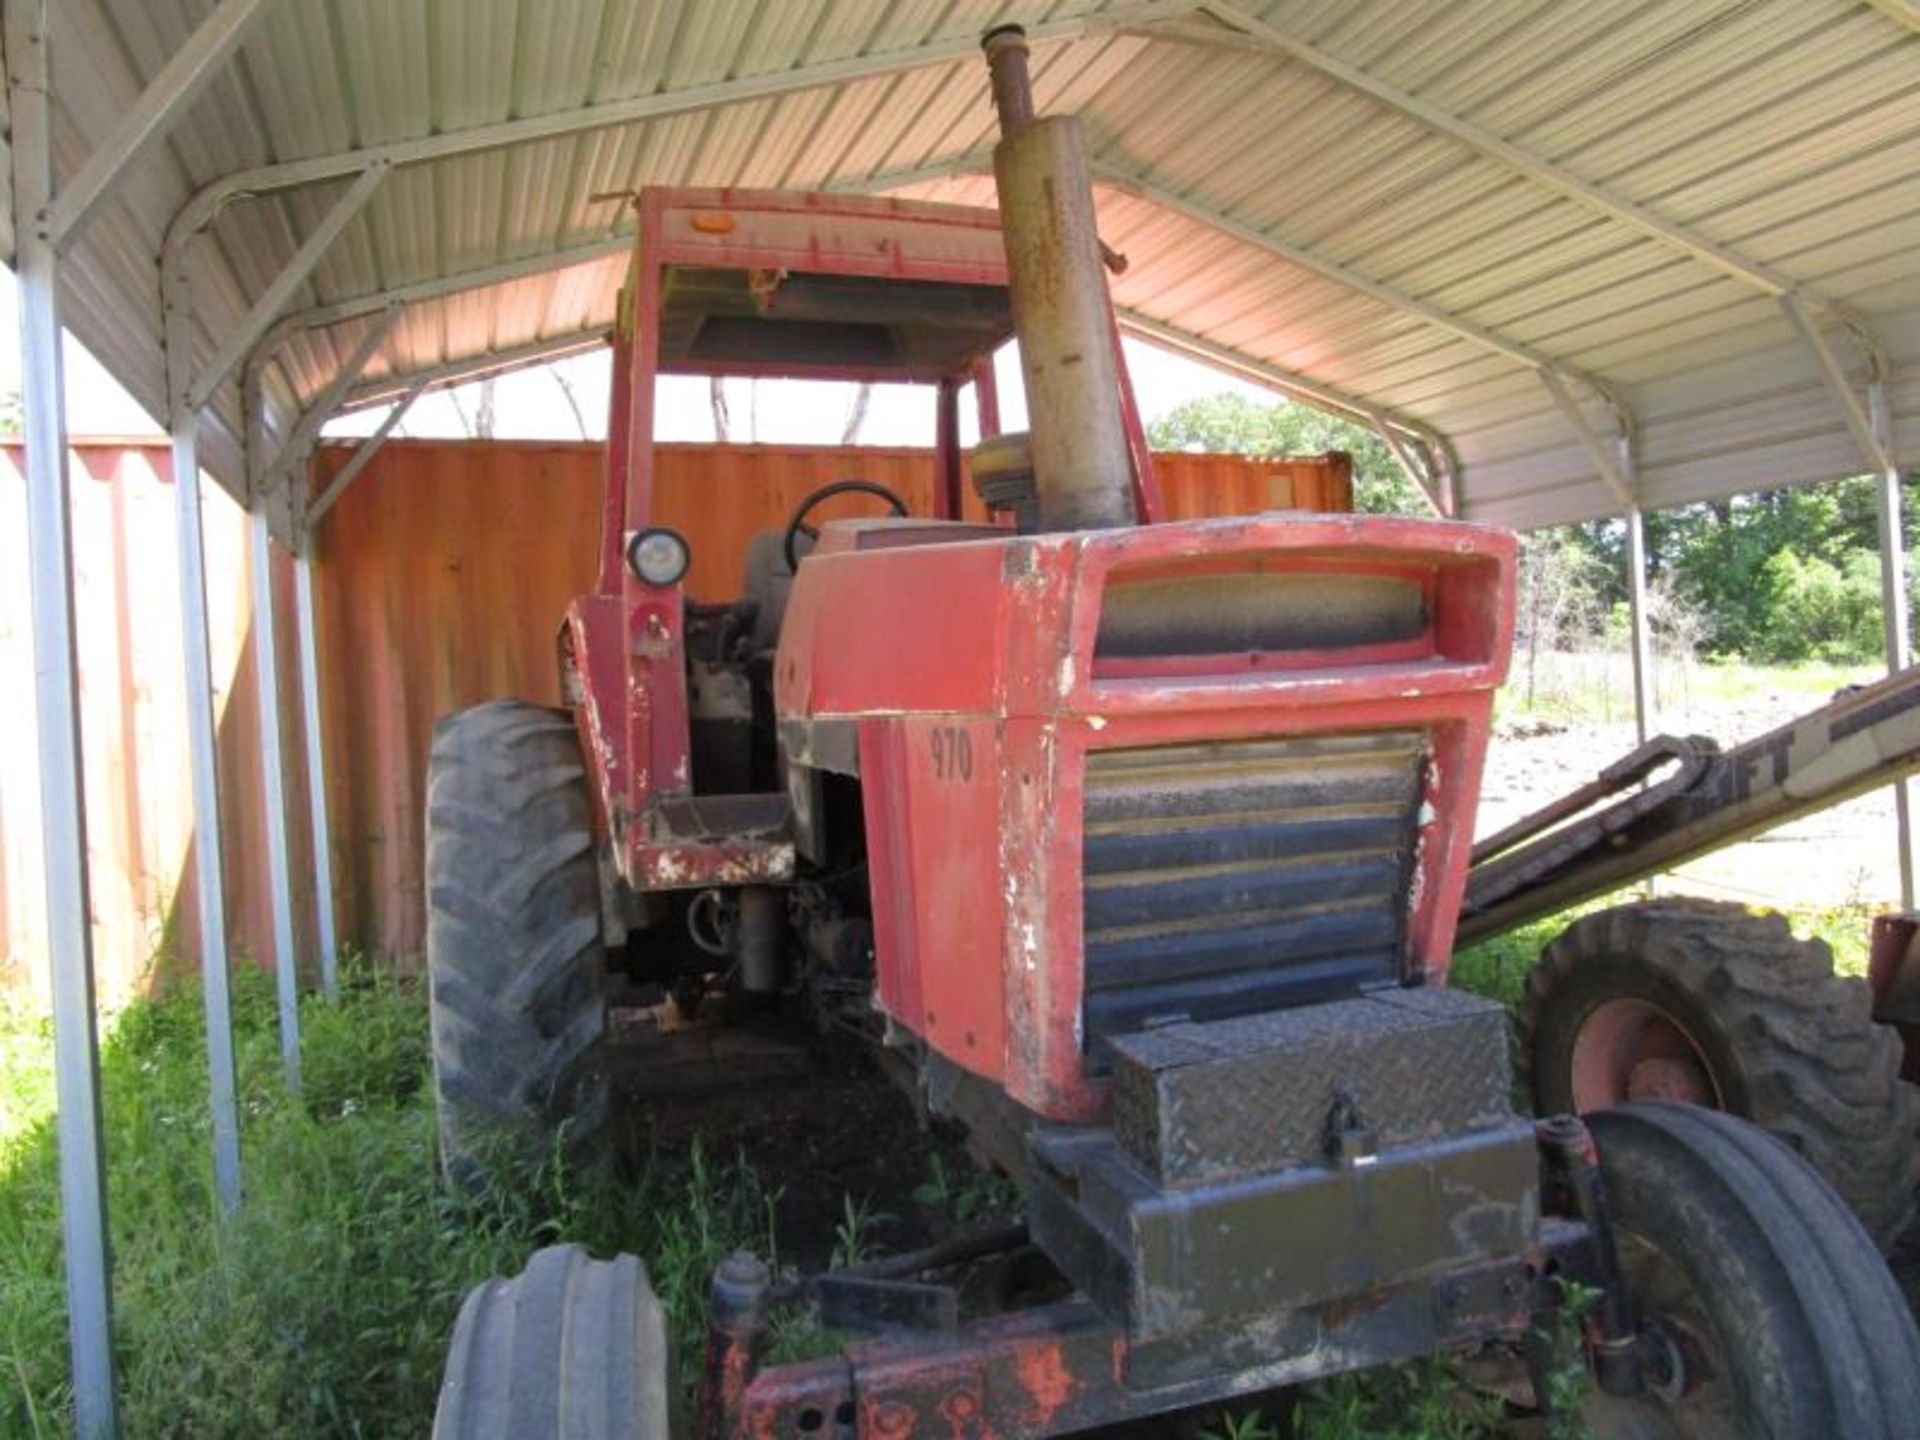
[1446,891,1882,1003]
[0,889,1890,1435]
[1295,1359,1506,1439]
[1681,655,1881,704]
[1496,652,1881,731]
[0,967,774,1438]
[0,1000,56,1153]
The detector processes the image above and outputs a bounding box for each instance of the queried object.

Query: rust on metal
[0,440,310,1000]
[731,1244,1567,1439]
[984,26,1135,533]
[1869,911,1920,1082]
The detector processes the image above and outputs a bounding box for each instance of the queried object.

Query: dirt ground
[605,1008,976,1271]
[1479,674,1904,914]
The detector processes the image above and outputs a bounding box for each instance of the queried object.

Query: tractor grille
[1081,730,1426,1059]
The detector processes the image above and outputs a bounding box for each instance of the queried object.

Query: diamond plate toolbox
[1110,987,1515,1186]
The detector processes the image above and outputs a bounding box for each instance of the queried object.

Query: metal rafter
[1117,308,1456,515]
[242,234,632,436]
[850,152,1609,397]
[1863,0,1920,34]
[1143,0,1907,494]
[1538,370,1636,509]
[1785,293,1916,900]
[1373,422,1449,518]
[339,329,610,413]
[1161,4,1821,305]
[160,1,1198,249]
[163,2,1190,469]
[272,235,631,344]
[189,163,390,410]
[306,381,428,528]
[850,149,1610,514]
[329,305,1454,512]
[1118,308,1438,442]
[831,152,997,194]
[1780,295,1895,474]
[261,306,401,492]
[47,0,277,250]
[1095,163,1607,391]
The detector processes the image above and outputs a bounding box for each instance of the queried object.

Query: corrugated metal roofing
[16,0,1920,535]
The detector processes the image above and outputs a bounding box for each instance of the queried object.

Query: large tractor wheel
[433,1244,675,1439]
[1521,899,1920,1248]
[1580,1103,1920,1438]
[427,701,609,1185]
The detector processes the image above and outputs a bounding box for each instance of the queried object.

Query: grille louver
[1081,731,1426,1058]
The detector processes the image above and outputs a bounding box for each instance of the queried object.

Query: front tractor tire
[433,1244,674,1440]
[1580,1103,1920,1438]
[427,701,610,1186]
[1521,899,1920,1248]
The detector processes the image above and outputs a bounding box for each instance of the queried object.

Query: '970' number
[929,726,974,782]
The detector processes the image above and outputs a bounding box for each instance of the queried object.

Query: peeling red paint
[777,513,1515,1119]
[1011,1340,1079,1430]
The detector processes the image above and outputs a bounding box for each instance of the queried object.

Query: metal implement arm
[1460,666,1920,944]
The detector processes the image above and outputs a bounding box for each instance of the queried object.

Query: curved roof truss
[14,0,1919,542]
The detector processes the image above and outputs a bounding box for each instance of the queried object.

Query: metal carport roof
[13,0,1920,540]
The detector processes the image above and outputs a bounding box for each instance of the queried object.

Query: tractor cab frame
[562,187,1162,902]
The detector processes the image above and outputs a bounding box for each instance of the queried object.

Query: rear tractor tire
[1579,1102,1920,1438]
[434,1244,675,1440]
[1521,899,1920,1248]
[427,700,610,1187]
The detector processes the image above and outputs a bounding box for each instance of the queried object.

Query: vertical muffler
[982,26,1136,533]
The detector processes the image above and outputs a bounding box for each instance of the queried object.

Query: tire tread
[427,700,609,1177]
[1522,899,1920,1246]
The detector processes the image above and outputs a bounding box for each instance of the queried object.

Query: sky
[0,266,1271,448]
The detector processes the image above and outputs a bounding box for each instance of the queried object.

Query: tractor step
[632,792,796,887]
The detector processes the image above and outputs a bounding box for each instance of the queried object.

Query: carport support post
[1626,507,1655,744]
[1788,292,1916,909]
[8,3,118,1433]
[292,545,339,1000]
[1870,380,1917,908]
[250,510,304,1094]
[164,269,246,1216]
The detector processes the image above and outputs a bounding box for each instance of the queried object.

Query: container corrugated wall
[0,442,308,1002]
[0,438,1351,995]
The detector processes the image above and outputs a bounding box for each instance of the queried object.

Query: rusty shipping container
[0,438,1351,995]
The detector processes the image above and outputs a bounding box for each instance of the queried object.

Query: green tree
[1648,478,1918,662]
[1547,475,1919,665]
[1148,392,1431,515]
[1754,549,1883,663]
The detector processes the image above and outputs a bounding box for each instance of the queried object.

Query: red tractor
[426,27,1919,1438]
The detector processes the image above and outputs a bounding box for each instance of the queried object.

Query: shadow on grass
[0,966,772,1437]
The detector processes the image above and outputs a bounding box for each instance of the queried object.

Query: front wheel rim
[1582,1232,1735,1439]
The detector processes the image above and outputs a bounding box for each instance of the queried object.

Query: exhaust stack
[982,26,1136,533]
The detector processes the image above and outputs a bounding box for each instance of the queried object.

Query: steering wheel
[782,479,910,572]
